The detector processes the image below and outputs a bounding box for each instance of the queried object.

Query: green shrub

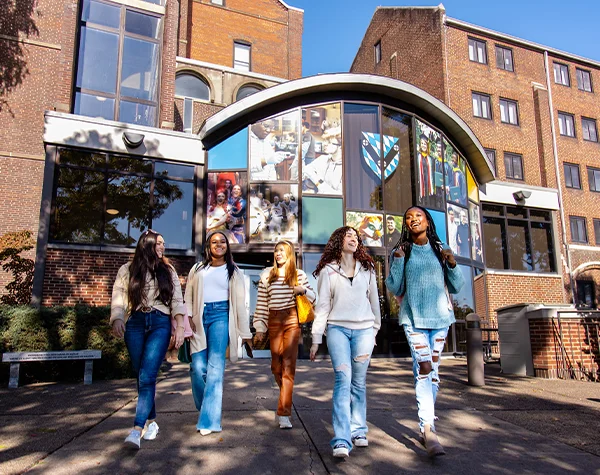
[0,305,131,384]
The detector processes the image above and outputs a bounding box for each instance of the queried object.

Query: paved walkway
[1,357,599,474]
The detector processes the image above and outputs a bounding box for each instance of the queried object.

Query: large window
[74,0,161,126]
[234,41,251,71]
[499,98,519,125]
[576,68,593,92]
[558,112,575,137]
[582,117,598,142]
[553,62,570,86]
[588,167,600,192]
[564,163,581,189]
[50,149,195,249]
[570,216,587,243]
[468,38,487,64]
[495,45,514,71]
[504,152,523,180]
[472,92,491,119]
[482,204,555,272]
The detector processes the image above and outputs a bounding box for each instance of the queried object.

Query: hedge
[0,305,131,384]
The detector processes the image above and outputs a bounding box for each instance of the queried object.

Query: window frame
[472,92,492,119]
[594,218,600,246]
[557,111,576,137]
[563,162,581,189]
[495,44,514,72]
[484,148,496,173]
[374,40,381,65]
[581,117,598,142]
[468,37,488,64]
[73,0,163,126]
[576,68,593,92]
[553,62,570,86]
[588,166,600,192]
[570,215,588,243]
[233,40,251,71]
[504,152,524,180]
[499,98,519,126]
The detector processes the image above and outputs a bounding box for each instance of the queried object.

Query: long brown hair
[128,230,174,311]
[268,240,297,286]
[313,226,375,278]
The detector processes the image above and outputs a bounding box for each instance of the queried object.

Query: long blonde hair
[268,241,297,287]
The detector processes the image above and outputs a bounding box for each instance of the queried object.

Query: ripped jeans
[403,322,449,433]
[326,324,375,451]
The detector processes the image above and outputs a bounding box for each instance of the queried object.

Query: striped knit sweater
[385,241,465,330]
[253,268,316,333]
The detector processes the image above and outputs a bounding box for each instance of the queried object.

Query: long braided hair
[390,206,447,296]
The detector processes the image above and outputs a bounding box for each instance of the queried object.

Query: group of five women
[110,205,464,459]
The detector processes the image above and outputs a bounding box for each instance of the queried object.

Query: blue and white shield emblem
[361,132,400,180]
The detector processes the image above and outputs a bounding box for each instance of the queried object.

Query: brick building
[351,5,600,321]
[0,0,303,303]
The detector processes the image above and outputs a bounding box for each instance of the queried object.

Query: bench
[2,350,102,389]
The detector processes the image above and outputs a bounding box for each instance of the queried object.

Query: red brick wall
[530,316,599,381]
[41,249,197,306]
[187,0,302,79]
[159,0,179,129]
[173,98,224,133]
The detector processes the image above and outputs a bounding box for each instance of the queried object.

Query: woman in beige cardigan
[184,230,253,435]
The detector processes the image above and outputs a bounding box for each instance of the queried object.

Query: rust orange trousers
[268,307,301,417]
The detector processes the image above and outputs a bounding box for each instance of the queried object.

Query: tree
[0,230,35,305]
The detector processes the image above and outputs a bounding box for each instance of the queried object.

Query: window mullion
[115,4,126,121]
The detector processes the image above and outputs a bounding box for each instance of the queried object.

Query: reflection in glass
[249,184,298,243]
[507,219,532,271]
[208,128,248,170]
[346,211,384,247]
[105,174,151,245]
[343,103,381,210]
[483,217,508,269]
[119,101,156,127]
[302,197,343,245]
[206,172,247,244]
[415,119,444,209]
[59,148,105,168]
[153,181,194,249]
[125,10,160,39]
[530,222,555,272]
[121,37,159,101]
[452,264,474,320]
[175,74,210,100]
[383,109,412,214]
[74,92,115,121]
[529,209,551,222]
[107,155,152,174]
[301,103,342,195]
[236,84,263,101]
[444,138,467,207]
[76,27,118,94]
[250,112,298,181]
[82,0,121,28]
[52,167,104,243]
[155,162,195,180]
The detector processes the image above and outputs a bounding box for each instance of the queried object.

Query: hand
[310,344,319,362]
[188,316,196,333]
[441,248,457,268]
[174,325,185,349]
[293,286,306,296]
[393,246,405,258]
[255,331,266,341]
[112,320,125,338]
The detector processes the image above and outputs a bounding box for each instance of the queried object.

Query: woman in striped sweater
[254,240,316,429]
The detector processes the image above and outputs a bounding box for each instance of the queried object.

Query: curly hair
[313,226,375,278]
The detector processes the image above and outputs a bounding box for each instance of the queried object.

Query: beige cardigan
[184,264,252,362]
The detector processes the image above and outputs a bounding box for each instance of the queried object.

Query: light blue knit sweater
[385,241,465,329]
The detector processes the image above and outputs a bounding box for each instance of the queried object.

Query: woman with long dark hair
[111,230,186,449]
[254,240,315,429]
[310,227,381,458]
[386,206,464,457]
[184,230,253,435]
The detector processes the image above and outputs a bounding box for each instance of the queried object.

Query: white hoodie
[311,262,381,344]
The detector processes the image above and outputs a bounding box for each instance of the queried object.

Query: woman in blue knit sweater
[386,206,464,457]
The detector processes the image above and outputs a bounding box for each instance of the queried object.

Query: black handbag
[177,339,192,364]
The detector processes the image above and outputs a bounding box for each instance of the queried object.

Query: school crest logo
[361,132,400,181]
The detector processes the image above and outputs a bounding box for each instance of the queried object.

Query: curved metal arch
[199,73,495,184]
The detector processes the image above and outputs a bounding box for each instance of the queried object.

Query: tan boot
[422,424,446,457]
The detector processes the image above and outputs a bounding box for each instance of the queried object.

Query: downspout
[544,50,575,303]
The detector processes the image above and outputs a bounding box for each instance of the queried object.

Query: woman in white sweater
[184,230,253,435]
[310,227,381,458]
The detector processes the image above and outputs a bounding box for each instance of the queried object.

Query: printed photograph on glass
[346,211,384,247]
[301,103,343,195]
[206,172,247,244]
[385,214,403,250]
[415,119,444,209]
[443,138,468,207]
[469,203,483,263]
[447,203,469,258]
[249,184,298,243]
[250,112,299,182]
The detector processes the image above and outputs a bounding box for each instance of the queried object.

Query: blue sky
[290,0,600,77]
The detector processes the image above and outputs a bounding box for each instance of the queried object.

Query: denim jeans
[124,310,172,428]
[326,324,374,451]
[190,300,229,432]
[403,322,449,432]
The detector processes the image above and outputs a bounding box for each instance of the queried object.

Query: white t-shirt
[202,264,229,303]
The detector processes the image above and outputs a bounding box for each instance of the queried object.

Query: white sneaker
[278,416,292,429]
[199,429,212,436]
[124,429,141,449]
[143,421,159,440]
[332,444,349,458]
[352,435,368,447]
